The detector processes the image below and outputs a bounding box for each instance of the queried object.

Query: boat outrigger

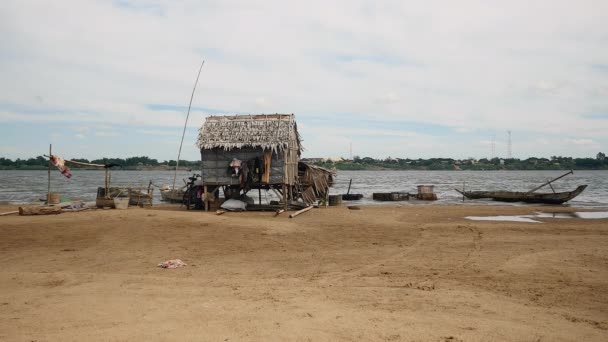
[455,170,587,205]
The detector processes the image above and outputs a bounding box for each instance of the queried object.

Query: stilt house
[196,114,302,209]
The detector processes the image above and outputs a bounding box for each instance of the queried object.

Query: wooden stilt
[204,185,209,211]
[282,184,287,210]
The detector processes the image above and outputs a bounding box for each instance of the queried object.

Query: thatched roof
[197,114,302,153]
[298,162,335,204]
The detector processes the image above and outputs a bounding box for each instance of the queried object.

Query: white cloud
[75,134,86,139]
[95,131,120,137]
[72,126,90,132]
[1,0,607,159]
[136,129,177,136]
[535,138,550,145]
[568,138,595,145]
[253,97,272,109]
[565,138,600,150]
[454,127,475,134]
[374,92,399,104]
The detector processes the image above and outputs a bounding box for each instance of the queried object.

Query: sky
[1,0,607,161]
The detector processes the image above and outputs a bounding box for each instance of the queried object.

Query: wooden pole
[105,168,109,199]
[289,205,313,218]
[63,159,105,167]
[527,170,573,194]
[462,182,465,202]
[173,59,205,191]
[204,185,209,211]
[47,144,51,204]
[274,209,285,217]
[346,179,352,195]
[282,184,287,210]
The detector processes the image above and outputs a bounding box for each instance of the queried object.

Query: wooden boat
[373,192,410,201]
[160,188,184,203]
[341,179,363,201]
[342,193,363,201]
[95,186,154,208]
[455,185,587,204]
[455,170,587,205]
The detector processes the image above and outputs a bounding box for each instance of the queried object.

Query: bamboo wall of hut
[197,114,301,186]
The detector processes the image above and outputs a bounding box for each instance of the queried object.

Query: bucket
[328,195,342,206]
[113,197,129,209]
[47,193,60,204]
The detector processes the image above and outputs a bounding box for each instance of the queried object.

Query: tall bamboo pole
[172,59,205,190]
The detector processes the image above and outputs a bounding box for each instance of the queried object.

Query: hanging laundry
[50,154,72,178]
[229,158,242,177]
[254,156,264,175]
[240,161,249,187]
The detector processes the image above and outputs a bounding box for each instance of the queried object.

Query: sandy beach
[0,204,607,341]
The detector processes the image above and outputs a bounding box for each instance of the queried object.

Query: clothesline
[43,155,106,168]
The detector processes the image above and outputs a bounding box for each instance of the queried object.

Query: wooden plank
[289,205,313,218]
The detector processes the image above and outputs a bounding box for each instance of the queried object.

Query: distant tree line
[0,156,200,170]
[1,153,607,170]
[312,152,608,171]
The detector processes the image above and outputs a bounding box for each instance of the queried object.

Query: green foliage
[0,155,199,170]
[311,153,608,171]
[1,153,608,170]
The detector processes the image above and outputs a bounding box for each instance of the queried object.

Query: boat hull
[455,185,587,205]
[160,189,184,203]
[342,194,363,201]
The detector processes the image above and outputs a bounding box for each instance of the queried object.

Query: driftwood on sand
[289,205,313,218]
[19,206,62,216]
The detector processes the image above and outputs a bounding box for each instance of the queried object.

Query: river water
[1,170,607,208]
